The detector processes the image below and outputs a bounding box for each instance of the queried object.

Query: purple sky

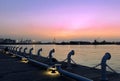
[0,0,120,42]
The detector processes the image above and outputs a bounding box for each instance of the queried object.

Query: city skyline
[0,0,120,42]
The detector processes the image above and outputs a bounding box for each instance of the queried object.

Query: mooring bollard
[55,64,93,81]
[9,46,12,50]
[29,48,34,56]
[13,47,16,51]
[67,50,75,69]
[93,52,117,81]
[19,47,23,53]
[12,47,16,53]
[10,46,13,51]
[101,52,111,81]
[23,47,27,54]
[9,46,13,53]
[8,46,10,51]
[48,49,55,65]
[8,46,12,52]
[23,47,27,56]
[37,48,42,56]
[15,47,19,52]
[63,50,76,69]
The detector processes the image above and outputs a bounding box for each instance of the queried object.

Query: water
[11,45,120,73]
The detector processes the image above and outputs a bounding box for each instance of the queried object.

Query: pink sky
[0,0,120,42]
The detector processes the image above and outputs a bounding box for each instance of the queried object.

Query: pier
[0,46,119,81]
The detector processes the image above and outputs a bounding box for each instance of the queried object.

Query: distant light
[32,40,35,43]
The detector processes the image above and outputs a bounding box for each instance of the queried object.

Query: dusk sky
[0,0,120,42]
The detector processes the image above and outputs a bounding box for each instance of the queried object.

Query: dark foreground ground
[0,51,119,81]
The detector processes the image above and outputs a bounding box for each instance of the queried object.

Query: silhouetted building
[70,41,91,45]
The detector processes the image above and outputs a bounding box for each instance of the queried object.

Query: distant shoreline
[0,43,120,45]
[1,38,120,45]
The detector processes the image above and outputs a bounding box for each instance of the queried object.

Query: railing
[56,64,93,81]
[28,58,49,69]
[0,46,117,81]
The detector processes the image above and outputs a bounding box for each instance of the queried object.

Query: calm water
[13,45,120,73]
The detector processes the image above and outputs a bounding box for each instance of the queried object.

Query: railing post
[63,50,76,69]
[67,50,75,69]
[55,64,93,81]
[19,47,23,53]
[23,47,27,54]
[13,47,16,53]
[37,48,42,56]
[8,46,12,52]
[48,49,55,65]
[93,52,117,81]
[29,48,34,56]
[13,47,16,51]
[10,46,14,52]
[11,46,13,51]
[101,52,111,81]
[16,47,19,52]
[9,46,12,50]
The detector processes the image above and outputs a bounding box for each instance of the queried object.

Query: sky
[0,0,120,42]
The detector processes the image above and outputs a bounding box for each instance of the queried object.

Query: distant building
[70,41,91,45]
[4,39,16,43]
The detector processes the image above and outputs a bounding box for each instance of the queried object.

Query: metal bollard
[37,48,42,56]
[56,64,93,81]
[15,47,19,52]
[23,47,27,54]
[8,46,12,52]
[101,52,111,81]
[93,52,117,81]
[12,47,16,53]
[48,49,55,65]
[19,47,23,53]
[8,46,10,50]
[63,50,76,69]
[29,48,34,56]
[9,46,12,50]
[10,46,14,53]
[67,50,75,69]
[10,46,13,51]
[13,47,16,51]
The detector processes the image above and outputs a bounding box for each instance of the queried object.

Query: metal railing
[56,64,93,81]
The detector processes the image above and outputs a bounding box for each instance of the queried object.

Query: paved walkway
[0,53,74,81]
